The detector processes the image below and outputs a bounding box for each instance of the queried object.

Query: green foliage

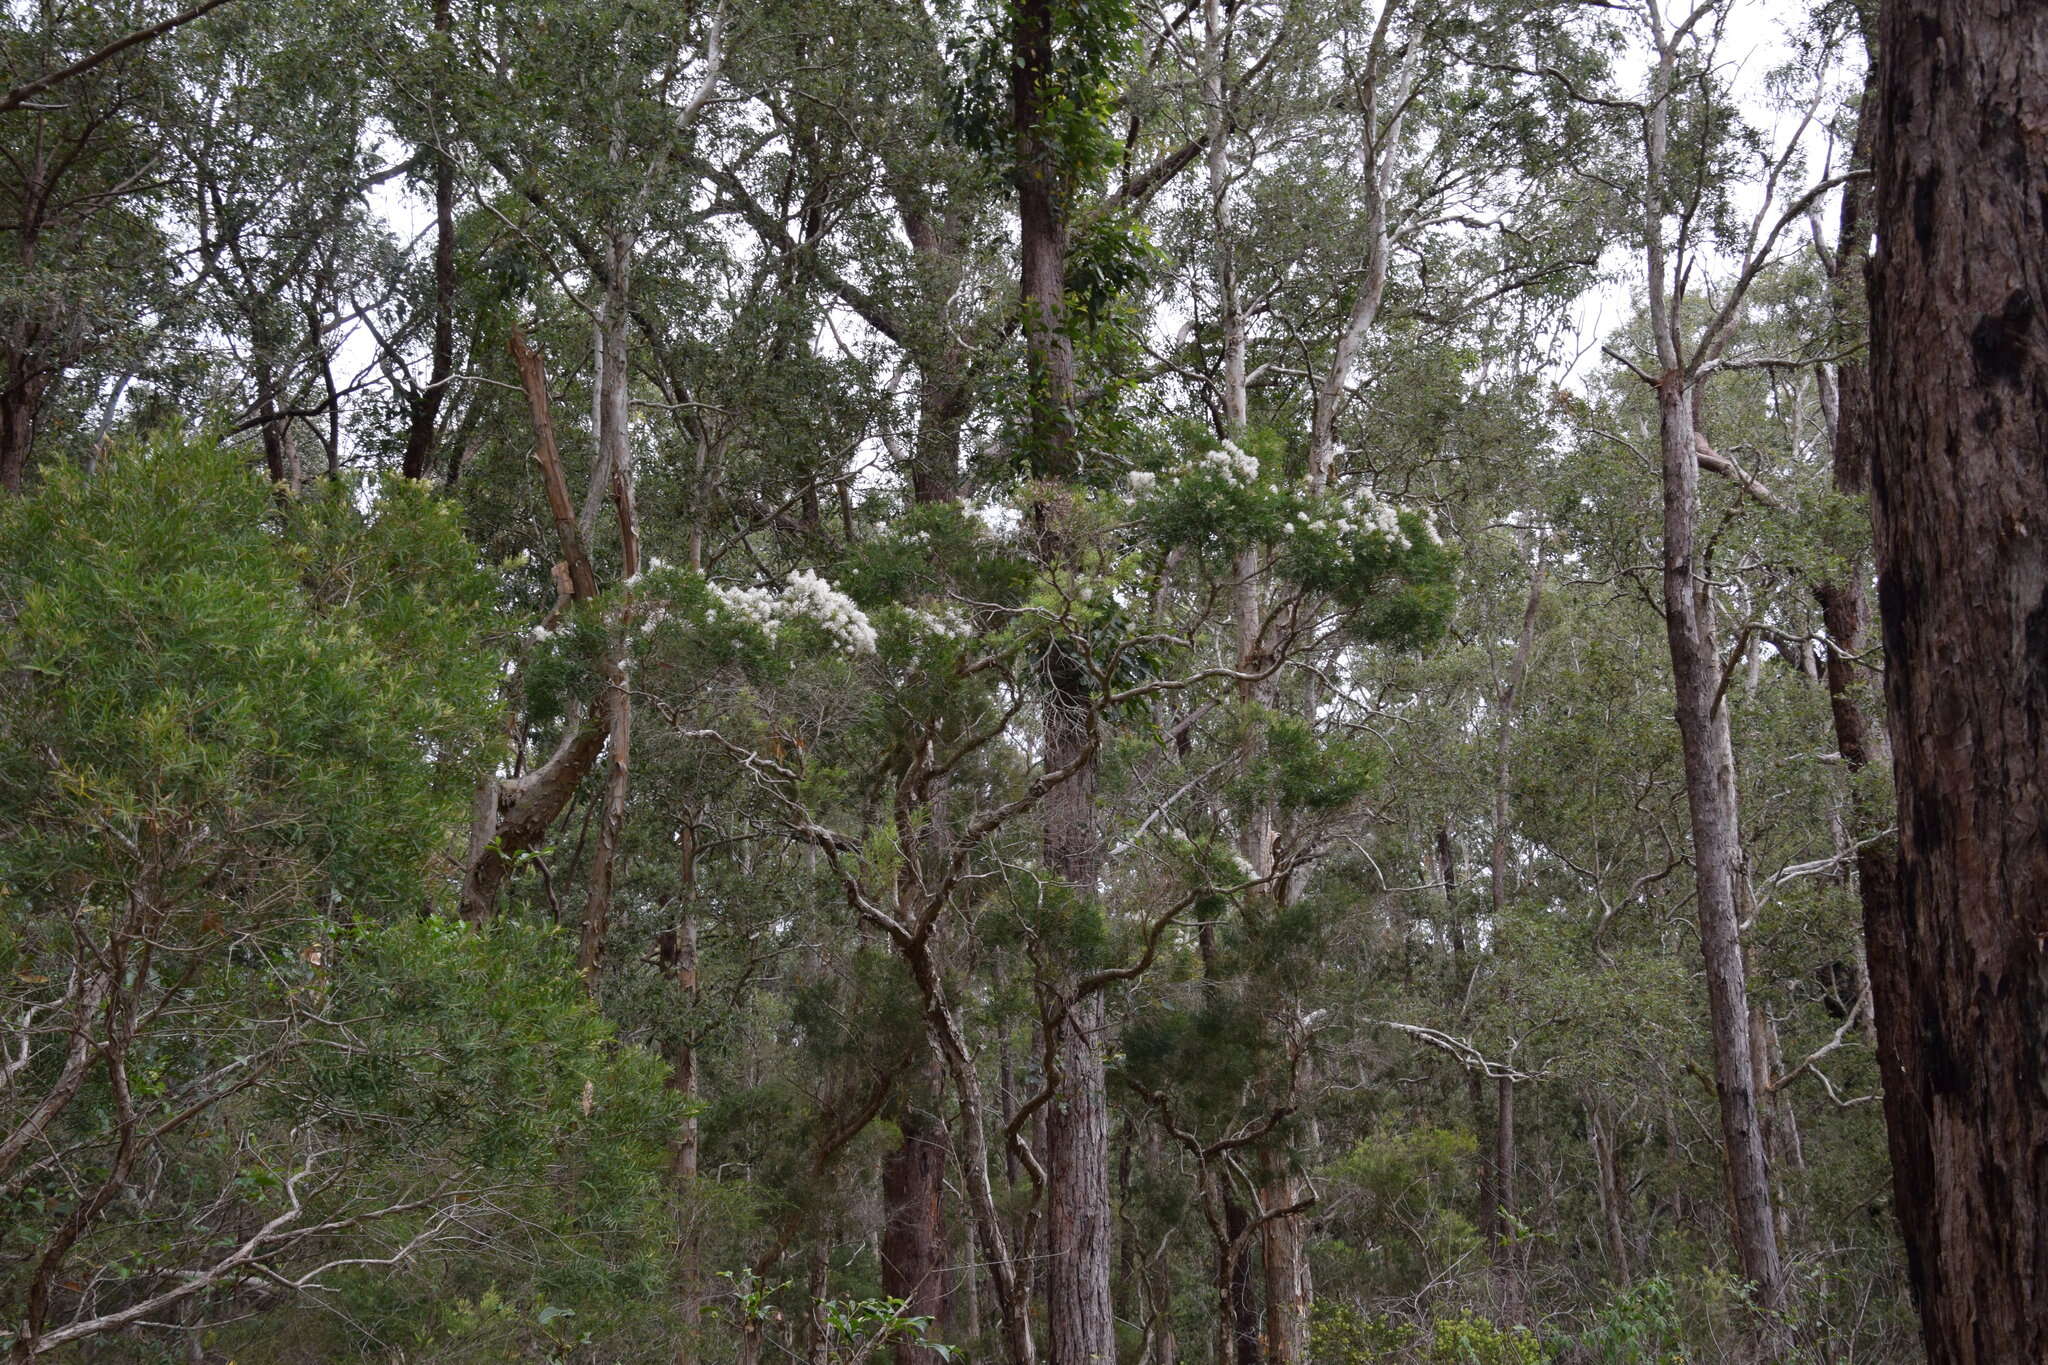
[1571,1278,1688,1364]
[1130,427,1458,647]
[1311,1302,1421,1364]
[1427,1311,1544,1365]
[947,0,1138,187]
[0,436,498,914]
[1253,712,1381,812]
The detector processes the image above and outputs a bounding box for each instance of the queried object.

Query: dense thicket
[0,0,2016,1361]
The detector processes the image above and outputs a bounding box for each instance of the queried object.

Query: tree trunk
[1220,1190,1260,1365]
[1045,990,1114,1365]
[0,371,42,493]
[1011,0,1075,478]
[1588,1103,1631,1286]
[1258,1149,1308,1365]
[881,1081,953,1365]
[577,682,631,980]
[1440,827,1498,1251]
[461,330,613,922]
[1655,375,1786,1321]
[1482,553,1542,1311]
[1492,1074,1520,1318]
[1011,4,1112,1360]
[400,0,457,482]
[668,834,703,1365]
[1866,3,2048,1359]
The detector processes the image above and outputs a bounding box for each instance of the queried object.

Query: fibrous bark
[1866,2,2048,1359]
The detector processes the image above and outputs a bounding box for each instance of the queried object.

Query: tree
[0,439,680,1362]
[1866,0,2048,1360]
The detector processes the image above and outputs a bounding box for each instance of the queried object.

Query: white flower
[777,568,879,653]
[1126,470,1157,493]
[911,606,970,639]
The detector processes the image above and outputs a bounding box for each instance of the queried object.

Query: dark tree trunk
[1815,38,1901,1091]
[0,369,45,493]
[881,1083,954,1365]
[1011,4,1112,1361]
[400,0,457,481]
[1221,1189,1260,1365]
[1045,988,1113,1365]
[911,345,970,505]
[1866,3,2048,1360]
[1011,0,1075,477]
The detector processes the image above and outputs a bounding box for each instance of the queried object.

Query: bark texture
[880,1083,954,1365]
[1655,377,1784,1316]
[1867,2,2048,1359]
[1011,3,1114,1359]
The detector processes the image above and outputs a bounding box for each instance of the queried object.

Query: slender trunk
[1440,827,1498,1249]
[578,682,631,980]
[1866,4,2048,1360]
[1655,377,1784,1320]
[669,824,703,1365]
[1588,1102,1631,1286]
[1814,40,1900,1094]
[805,1241,832,1365]
[900,935,1034,1365]
[256,363,287,484]
[1484,552,1542,1312]
[461,330,611,921]
[577,293,638,972]
[401,0,457,481]
[1150,1260,1178,1365]
[1492,1074,1519,1318]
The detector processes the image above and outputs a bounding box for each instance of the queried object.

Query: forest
[3,0,2043,1361]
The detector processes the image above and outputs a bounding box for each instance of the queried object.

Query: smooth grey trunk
[1655,377,1783,1318]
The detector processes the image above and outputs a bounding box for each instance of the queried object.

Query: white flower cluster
[908,605,971,639]
[707,581,782,634]
[1283,493,1440,546]
[781,569,879,653]
[709,570,879,654]
[1130,440,1262,497]
[1199,439,1262,487]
